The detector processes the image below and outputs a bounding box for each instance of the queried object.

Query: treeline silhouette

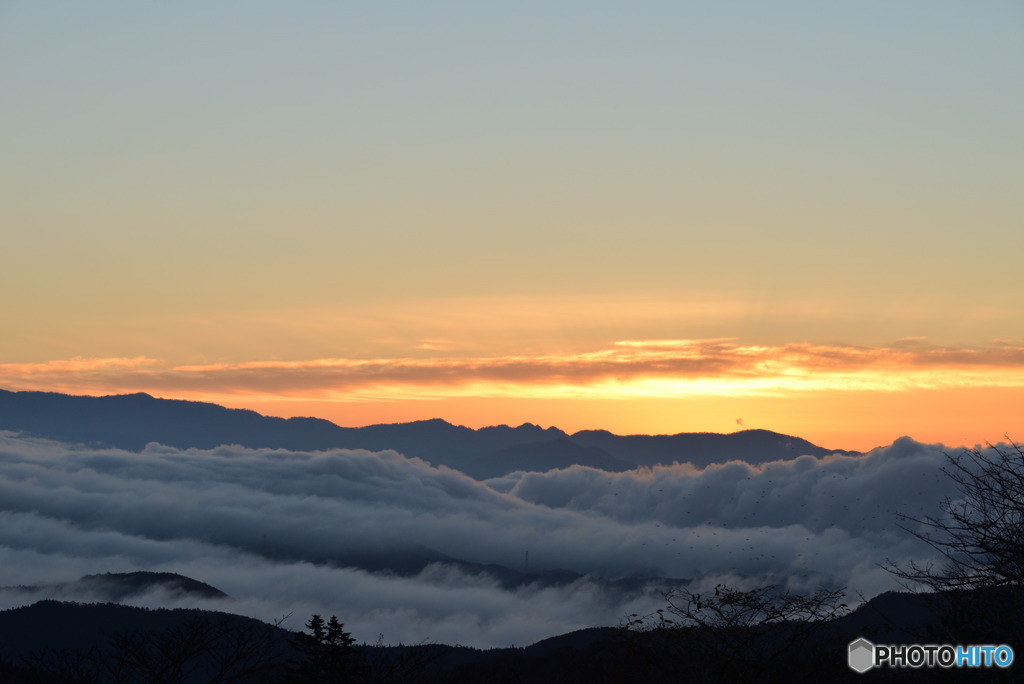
[1,587,1021,683]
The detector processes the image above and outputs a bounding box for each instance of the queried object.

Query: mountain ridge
[0,571,231,603]
[0,388,857,478]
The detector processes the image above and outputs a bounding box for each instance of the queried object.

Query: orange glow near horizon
[217,385,1023,453]
[5,3,1024,472]
[2,339,1022,452]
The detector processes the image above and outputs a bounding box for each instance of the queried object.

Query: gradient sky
[2,2,1022,449]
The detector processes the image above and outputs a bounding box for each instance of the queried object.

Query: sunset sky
[2,2,1022,450]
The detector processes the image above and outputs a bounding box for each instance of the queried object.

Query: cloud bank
[3,339,1024,404]
[0,431,978,646]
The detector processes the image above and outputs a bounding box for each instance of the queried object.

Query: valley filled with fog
[0,429,964,647]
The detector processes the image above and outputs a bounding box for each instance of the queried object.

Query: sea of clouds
[0,431,973,647]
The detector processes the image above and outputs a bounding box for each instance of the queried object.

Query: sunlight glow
[4,341,1024,407]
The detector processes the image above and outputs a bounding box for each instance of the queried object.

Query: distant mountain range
[0,389,855,479]
[1,392,1013,680]
[0,571,230,603]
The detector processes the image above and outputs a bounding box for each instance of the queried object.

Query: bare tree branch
[883,438,1024,592]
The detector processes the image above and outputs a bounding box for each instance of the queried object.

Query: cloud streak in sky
[0,431,990,646]
[4,339,1024,404]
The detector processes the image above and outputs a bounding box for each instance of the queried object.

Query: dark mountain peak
[77,572,231,600]
[726,428,853,456]
[0,388,854,477]
[514,422,564,433]
[109,391,155,400]
[1,571,231,603]
[570,426,856,468]
[410,417,453,427]
[362,418,475,440]
[0,389,327,450]
[365,417,461,431]
[283,415,340,428]
[730,428,803,439]
[478,422,569,439]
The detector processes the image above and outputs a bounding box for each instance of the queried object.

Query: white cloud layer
[0,432,973,646]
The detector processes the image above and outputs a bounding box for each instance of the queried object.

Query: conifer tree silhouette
[289,614,364,682]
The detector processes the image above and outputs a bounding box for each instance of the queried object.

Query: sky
[0,431,964,646]
[2,2,1023,450]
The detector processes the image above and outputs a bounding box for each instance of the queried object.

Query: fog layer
[0,432,960,646]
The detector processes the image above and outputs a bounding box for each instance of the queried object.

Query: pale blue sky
[2,2,1022,370]
[4,3,1019,315]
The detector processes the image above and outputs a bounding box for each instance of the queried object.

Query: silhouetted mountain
[435,587,1024,682]
[1,572,230,602]
[570,428,853,468]
[825,585,1024,648]
[0,389,348,452]
[0,599,294,683]
[453,437,633,479]
[0,389,853,480]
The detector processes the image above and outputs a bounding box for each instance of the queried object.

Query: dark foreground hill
[0,600,295,683]
[2,586,1020,683]
[0,389,855,478]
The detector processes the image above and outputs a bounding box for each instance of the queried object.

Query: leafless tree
[882,439,1024,646]
[625,583,849,681]
[884,439,1024,591]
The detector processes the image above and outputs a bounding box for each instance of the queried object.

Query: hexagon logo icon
[848,637,875,673]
